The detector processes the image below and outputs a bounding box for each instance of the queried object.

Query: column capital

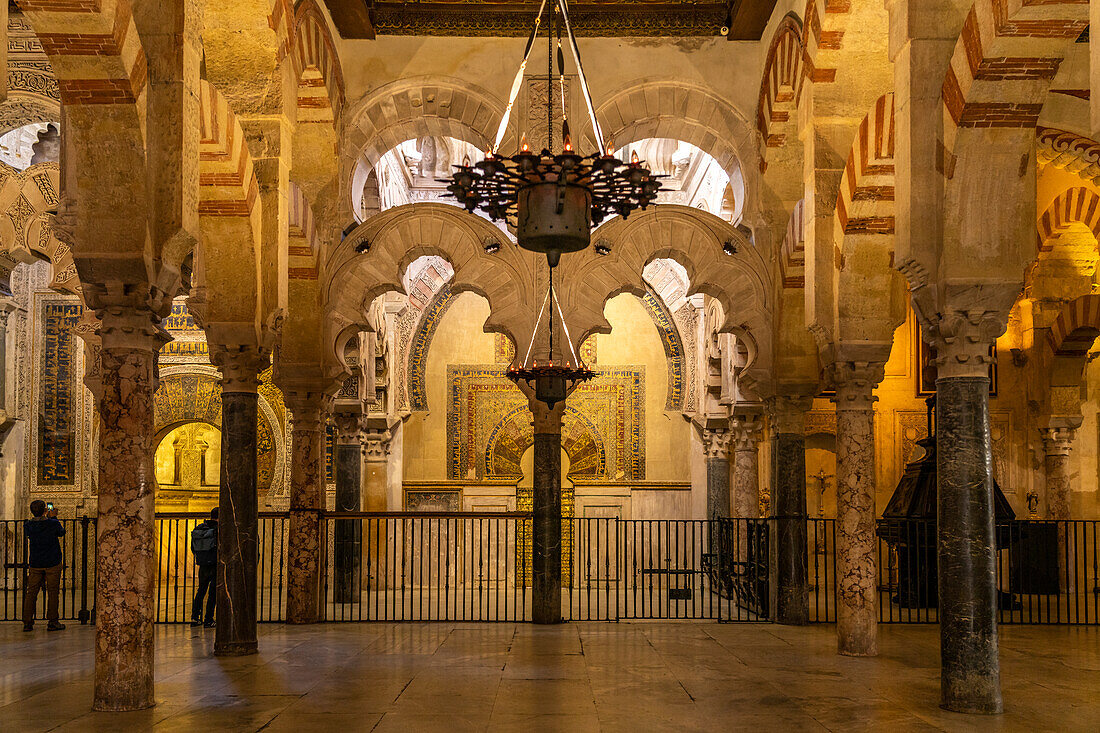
[210,344,267,393]
[701,427,731,459]
[1041,426,1077,456]
[97,305,170,353]
[530,400,566,434]
[361,427,393,461]
[730,415,764,451]
[332,410,361,445]
[285,391,330,434]
[828,361,885,412]
[926,309,1006,380]
[766,395,814,434]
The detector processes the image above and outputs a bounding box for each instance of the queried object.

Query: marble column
[1041,426,1075,521]
[92,308,168,711]
[932,311,1004,714]
[830,362,885,657]
[769,396,812,625]
[333,411,362,604]
[212,346,265,657]
[285,392,327,624]
[532,402,565,624]
[730,415,763,519]
[702,427,732,519]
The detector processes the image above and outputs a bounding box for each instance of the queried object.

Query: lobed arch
[558,205,773,395]
[576,80,760,223]
[326,202,534,368]
[1037,128,1100,186]
[486,404,607,480]
[0,161,79,295]
[342,78,512,216]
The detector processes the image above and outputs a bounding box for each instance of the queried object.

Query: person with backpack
[22,500,66,632]
[190,507,218,628]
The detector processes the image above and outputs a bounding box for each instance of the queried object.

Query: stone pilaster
[285,392,328,624]
[532,401,565,624]
[333,411,362,603]
[767,395,813,626]
[730,415,763,519]
[93,307,169,711]
[929,309,1005,714]
[210,345,266,657]
[361,423,392,590]
[1041,426,1076,521]
[702,427,732,519]
[0,298,16,411]
[829,361,885,658]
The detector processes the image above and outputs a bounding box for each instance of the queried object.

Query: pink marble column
[285,392,328,624]
[730,415,763,519]
[1041,426,1076,521]
[830,362,884,658]
[93,308,169,711]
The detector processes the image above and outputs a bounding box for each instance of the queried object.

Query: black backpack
[190,523,217,555]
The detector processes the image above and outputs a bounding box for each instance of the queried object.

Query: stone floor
[0,623,1096,732]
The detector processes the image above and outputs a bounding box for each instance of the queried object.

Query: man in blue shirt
[23,500,66,631]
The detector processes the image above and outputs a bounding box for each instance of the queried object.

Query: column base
[92,698,156,713]
[214,641,259,657]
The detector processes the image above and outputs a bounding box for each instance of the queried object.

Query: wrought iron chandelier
[443,0,662,268]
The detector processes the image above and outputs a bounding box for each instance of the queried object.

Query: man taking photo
[22,500,66,632]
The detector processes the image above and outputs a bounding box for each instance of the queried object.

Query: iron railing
[3,513,1100,626]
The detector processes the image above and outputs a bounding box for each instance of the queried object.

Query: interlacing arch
[1037,128,1100,185]
[1036,187,1100,252]
[0,161,78,295]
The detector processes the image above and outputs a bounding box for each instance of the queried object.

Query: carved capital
[766,395,814,434]
[285,391,330,435]
[530,400,566,434]
[210,344,267,393]
[332,410,361,445]
[1041,426,1077,456]
[730,415,763,452]
[361,428,393,461]
[701,428,731,459]
[97,305,170,353]
[927,309,1006,380]
[828,361,885,412]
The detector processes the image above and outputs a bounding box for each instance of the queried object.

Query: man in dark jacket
[23,500,65,631]
[191,507,218,627]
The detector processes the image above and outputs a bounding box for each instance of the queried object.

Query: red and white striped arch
[1036,186,1100,252]
[835,93,895,240]
[291,0,345,125]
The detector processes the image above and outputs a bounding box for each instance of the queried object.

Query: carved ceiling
[325,1,778,40]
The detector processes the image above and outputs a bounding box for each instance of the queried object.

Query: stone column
[769,396,813,625]
[0,299,15,410]
[333,411,362,603]
[92,308,168,711]
[362,424,391,590]
[211,346,265,657]
[702,427,732,519]
[1041,426,1075,521]
[285,392,327,624]
[730,415,763,519]
[830,362,885,657]
[532,401,565,624]
[931,311,1004,714]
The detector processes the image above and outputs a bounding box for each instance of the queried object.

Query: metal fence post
[78,515,91,624]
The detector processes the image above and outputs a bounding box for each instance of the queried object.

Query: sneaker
[203,621,215,628]
[190,620,201,627]
[46,622,65,631]
[22,625,33,632]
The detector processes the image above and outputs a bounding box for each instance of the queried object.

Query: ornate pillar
[361,422,392,512]
[211,346,265,656]
[92,307,168,711]
[768,395,813,625]
[830,362,885,657]
[702,427,732,519]
[285,392,328,624]
[730,415,763,519]
[333,411,362,603]
[931,310,1004,714]
[1041,426,1076,521]
[0,298,15,410]
[532,401,565,624]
